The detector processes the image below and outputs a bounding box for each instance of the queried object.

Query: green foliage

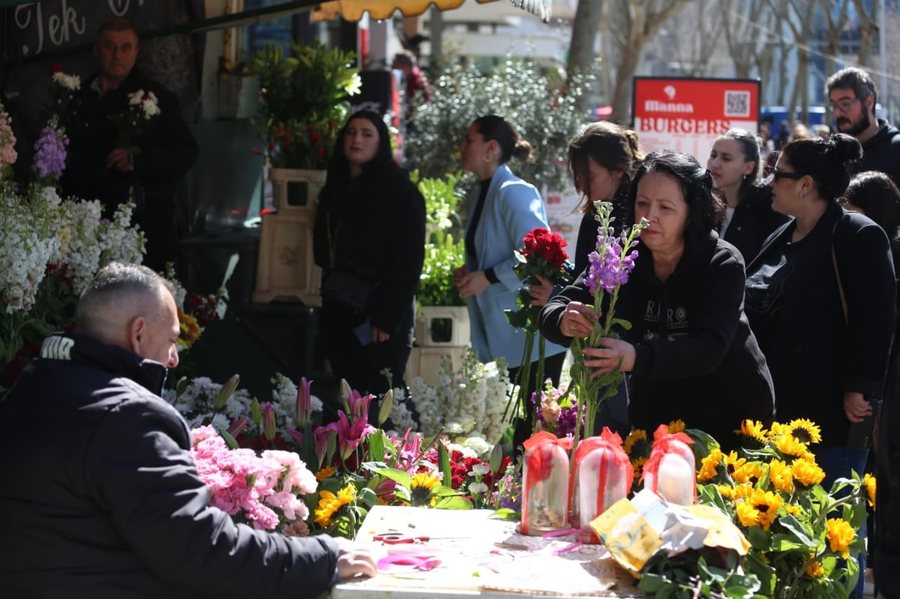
[406,57,593,192]
[251,42,361,169]
[412,170,467,306]
[638,550,763,599]
[418,231,465,306]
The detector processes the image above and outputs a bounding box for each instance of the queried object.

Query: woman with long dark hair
[313,111,426,413]
[745,135,896,599]
[707,128,787,263]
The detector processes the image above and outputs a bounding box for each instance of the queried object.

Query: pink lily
[296,376,313,428]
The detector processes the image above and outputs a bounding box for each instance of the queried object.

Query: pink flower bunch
[190,425,317,531]
[0,103,17,173]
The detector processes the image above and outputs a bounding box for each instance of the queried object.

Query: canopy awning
[311,0,551,22]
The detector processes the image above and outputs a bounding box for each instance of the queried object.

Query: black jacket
[60,69,199,215]
[745,202,896,446]
[856,119,900,185]
[573,186,632,278]
[721,185,789,265]
[313,165,426,334]
[0,334,340,598]
[876,237,900,598]
[541,232,775,448]
[59,69,199,270]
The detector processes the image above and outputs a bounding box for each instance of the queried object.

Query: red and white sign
[632,77,760,166]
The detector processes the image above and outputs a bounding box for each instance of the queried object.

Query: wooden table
[332,506,647,598]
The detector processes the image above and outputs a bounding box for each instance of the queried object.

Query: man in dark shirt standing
[61,18,199,271]
[826,67,900,185]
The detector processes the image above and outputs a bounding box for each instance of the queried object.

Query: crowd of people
[2,14,899,596]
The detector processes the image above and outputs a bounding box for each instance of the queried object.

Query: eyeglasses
[829,98,860,112]
[770,170,805,182]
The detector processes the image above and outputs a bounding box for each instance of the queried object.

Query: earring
[483,155,491,163]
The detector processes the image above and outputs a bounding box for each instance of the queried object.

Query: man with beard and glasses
[826,67,900,185]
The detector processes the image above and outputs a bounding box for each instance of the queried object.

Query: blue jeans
[817,446,869,599]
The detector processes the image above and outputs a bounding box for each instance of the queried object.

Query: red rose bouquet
[504,227,573,432]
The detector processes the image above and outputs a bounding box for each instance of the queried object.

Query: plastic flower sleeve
[570,428,634,532]
[641,425,696,505]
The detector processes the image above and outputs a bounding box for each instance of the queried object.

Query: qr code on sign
[725,91,751,117]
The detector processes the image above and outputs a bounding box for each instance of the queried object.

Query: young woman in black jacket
[540,150,775,449]
[313,111,426,410]
[707,128,788,264]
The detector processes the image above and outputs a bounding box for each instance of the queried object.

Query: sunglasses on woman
[769,170,805,182]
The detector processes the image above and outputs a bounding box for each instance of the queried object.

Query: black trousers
[320,299,414,421]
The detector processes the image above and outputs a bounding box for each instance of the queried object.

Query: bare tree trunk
[567,0,605,77]
[818,0,850,75]
[855,0,879,66]
[607,0,694,122]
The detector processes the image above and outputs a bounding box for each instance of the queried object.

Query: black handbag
[321,270,378,312]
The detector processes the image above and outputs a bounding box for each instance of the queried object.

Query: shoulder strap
[831,215,849,324]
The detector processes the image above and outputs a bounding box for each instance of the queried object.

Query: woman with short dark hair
[540,150,775,448]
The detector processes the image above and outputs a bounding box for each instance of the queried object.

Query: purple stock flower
[585,227,639,295]
[32,124,68,181]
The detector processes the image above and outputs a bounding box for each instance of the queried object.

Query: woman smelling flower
[540,150,775,449]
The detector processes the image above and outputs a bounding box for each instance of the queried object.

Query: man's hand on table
[334,536,378,580]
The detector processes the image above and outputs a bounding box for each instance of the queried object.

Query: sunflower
[792,457,825,487]
[768,459,795,494]
[733,484,754,501]
[864,473,876,509]
[177,309,202,350]
[723,451,747,477]
[315,465,336,481]
[623,429,648,456]
[736,419,767,443]
[774,433,809,458]
[314,484,357,528]
[736,502,759,528]
[631,456,647,483]
[667,419,686,433]
[783,503,804,517]
[732,462,764,485]
[806,559,825,579]
[767,421,786,438]
[826,518,855,558]
[716,484,735,499]
[749,489,782,531]
[409,472,441,506]
[698,448,723,482]
[785,419,822,445]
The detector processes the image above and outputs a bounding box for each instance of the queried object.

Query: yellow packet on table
[589,491,665,576]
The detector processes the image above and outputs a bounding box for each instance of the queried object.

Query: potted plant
[250,42,360,305]
[412,171,468,346]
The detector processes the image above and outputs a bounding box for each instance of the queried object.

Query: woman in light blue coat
[454,115,567,405]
